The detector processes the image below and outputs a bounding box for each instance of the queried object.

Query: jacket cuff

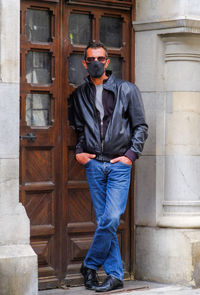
[75,147,84,154]
[125,149,137,163]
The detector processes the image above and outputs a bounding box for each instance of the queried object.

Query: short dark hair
[84,41,108,60]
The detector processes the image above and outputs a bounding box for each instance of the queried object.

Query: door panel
[20,1,60,289]
[20,0,135,289]
[63,3,133,285]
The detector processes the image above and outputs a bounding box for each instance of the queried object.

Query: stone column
[133,0,200,286]
[0,0,38,294]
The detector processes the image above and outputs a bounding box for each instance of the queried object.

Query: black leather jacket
[69,74,148,162]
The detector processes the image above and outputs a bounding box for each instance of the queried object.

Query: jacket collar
[84,72,118,96]
[103,73,117,95]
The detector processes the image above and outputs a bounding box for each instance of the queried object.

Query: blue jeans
[83,159,132,281]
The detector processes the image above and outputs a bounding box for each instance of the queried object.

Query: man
[69,41,148,292]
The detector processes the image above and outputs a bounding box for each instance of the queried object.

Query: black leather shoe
[80,263,99,290]
[95,275,123,292]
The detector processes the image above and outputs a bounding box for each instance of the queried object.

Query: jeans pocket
[118,160,132,167]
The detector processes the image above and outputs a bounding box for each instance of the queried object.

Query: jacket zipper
[101,120,104,153]
[91,84,105,156]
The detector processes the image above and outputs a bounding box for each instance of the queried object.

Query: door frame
[20,0,136,288]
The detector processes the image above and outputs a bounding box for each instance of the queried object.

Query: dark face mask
[87,61,105,78]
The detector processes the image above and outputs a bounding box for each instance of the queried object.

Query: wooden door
[20,0,135,290]
[63,1,134,286]
[20,1,61,289]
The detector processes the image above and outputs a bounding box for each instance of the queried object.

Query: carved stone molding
[165,52,200,62]
[159,33,200,91]
[133,17,200,33]
[157,215,200,228]
[162,34,200,63]
[163,201,200,214]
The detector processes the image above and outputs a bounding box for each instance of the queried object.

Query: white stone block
[0,158,19,179]
[135,156,157,226]
[164,155,200,204]
[0,83,19,158]
[0,158,19,212]
[184,0,200,18]
[136,0,200,23]
[141,92,166,156]
[0,178,19,213]
[136,0,182,22]
[171,92,200,113]
[0,203,30,245]
[135,31,165,92]
[166,112,200,153]
[165,60,200,92]
[166,92,200,154]
[135,227,200,286]
[0,245,38,295]
[140,92,156,156]
[0,0,20,83]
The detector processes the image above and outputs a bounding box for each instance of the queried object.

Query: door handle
[20,133,37,142]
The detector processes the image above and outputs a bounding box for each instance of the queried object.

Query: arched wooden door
[20,0,135,290]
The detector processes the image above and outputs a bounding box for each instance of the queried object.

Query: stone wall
[133,0,200,286]
[0,0,38,294]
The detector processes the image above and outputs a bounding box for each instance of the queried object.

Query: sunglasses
[86,56,107,63]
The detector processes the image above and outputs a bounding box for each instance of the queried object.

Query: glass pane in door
[26,9,51,43]
[68,54,87,86]
[100,16,122,48]
[109,56,122,79]
[26,93,51,127]
[68,13,91,45]
[26,51,51,84]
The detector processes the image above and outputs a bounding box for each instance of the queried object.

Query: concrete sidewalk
[39,280,200,295]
